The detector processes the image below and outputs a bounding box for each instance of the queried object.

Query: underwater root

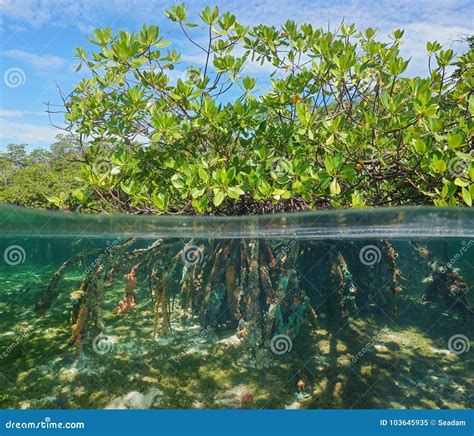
[35,236,467,356]
[412,243,473,318]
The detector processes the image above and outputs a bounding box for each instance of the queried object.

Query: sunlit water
[0,205,473,409]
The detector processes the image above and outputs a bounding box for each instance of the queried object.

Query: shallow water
[0,205,473,409]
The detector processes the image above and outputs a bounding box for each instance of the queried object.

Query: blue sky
[0,0,472,150]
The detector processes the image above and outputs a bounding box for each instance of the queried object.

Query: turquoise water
[0,205,472,409]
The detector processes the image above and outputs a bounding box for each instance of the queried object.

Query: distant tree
[0,154,14,190]
[28,149,51,165]
[49,134,83,164]
[466,35,474,51]
[3,143,28,168]
[0,136,81,209]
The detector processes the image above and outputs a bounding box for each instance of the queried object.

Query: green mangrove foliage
[61,4,473,214]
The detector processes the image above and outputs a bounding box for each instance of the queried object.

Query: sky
[0,0,472,150]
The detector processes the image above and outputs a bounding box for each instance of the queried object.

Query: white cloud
[0,0,53,28]
[398,21,471,75]
[3,50,67,70]
[0,0,164,30]
[0,109,47,117]
[0,118,60,144]
[2,0,472,33]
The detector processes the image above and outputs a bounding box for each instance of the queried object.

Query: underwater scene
[0,205,473,410]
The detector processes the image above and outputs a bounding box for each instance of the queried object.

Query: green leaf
[152,190,169,210]
[155,40,171,48]
[120,181,135,195]
[469,95,474,115]
[165,4,187,22]
[171,174,185,189]
[461,187,472,206]
[257,179,272,197]
[198,166,210,183]
[192,194,208,212]
[296,103,310,126]
[190,187,205,198]
[432,157,447,174]
[226,167,236,183]
[213,189,225,206]
[454,177,469,187]
[129,58,146,69]
[447,133,463,149]
[227,186,245,199]
[330,179,341,195]
[242,76,256,91]
[351,191,365,208]
[413,139,426,154]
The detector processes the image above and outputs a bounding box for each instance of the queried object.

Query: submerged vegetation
[1,231,473,409]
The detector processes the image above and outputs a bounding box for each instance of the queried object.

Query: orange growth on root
[68,305,88,352]
[114,266,138,314]
[113,296,137,314]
